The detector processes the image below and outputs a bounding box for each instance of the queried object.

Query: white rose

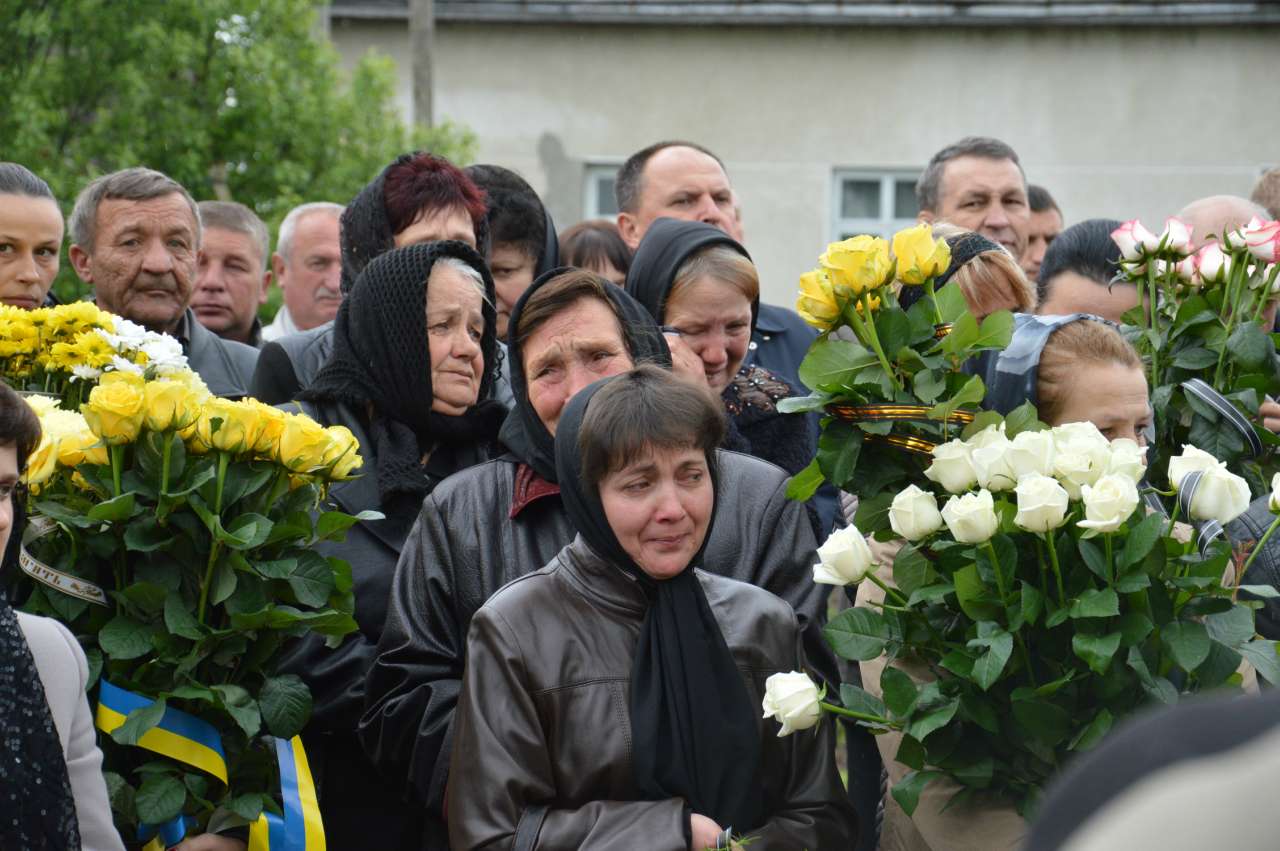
[1077,474,1140,534]
[889,485,944,542]
[1107,438,1148,484]
[1270,472,1280,513]
[812,525,877,586]
[925,439,977,494]
[762,671,822,737]
[1193,242,1231,285]
[1007,430,1056,479]
[971,444,1017,493]
[941,489,999,544]
[1167,445,1223,492]
[1160,216,1194,256]
[1052,422,1111,498]
[967,423,1008,450]
[1014,474,1070,533]
[1112,219,1159,261]
[1188,465,1251,525]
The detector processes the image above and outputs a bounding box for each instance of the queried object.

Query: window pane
[840,179,881,219]
[595,175,618,217]
[894,179,919,219]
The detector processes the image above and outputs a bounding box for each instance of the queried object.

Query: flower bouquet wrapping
[785,224,1016,506]
[1112,216,1280,494]
[8,305,367,845]
[765,414,1280,818]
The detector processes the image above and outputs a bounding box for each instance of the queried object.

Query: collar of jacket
[557,535,652,617]
[509,462,561,518]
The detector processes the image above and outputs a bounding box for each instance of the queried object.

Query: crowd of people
[2,136,1280,851]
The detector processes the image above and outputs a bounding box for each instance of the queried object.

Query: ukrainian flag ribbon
[96,680,228,784]
[248,736,326,851]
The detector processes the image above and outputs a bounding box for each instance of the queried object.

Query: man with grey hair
[68,167,259,397]
[916,135,1031,259]
[263,202,344,342]
[192,200,271,346]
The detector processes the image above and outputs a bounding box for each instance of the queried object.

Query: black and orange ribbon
[825,403,975,426]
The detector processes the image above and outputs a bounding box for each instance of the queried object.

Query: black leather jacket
[447,536,857,850]
[250,323,333,405]
[1228,494,1280,639]
[359,450,833,847]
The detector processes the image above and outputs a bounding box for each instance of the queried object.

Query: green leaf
[968,629,1013,691]
[110,697,166,746]
[840,684,887,720]
[952,755,995,790]
[87,491,136,522]
[220,512,273,550]
[880,666,919,717]
[798,338,880,392]
[1072,631,1122,674]
[288,551,337,607]
[1115,570,1152,593]
[252,557,299,580]
[1003,402,1046,437]
[974,310,1015,349]
[1069,708,1114,752]
[1118,612,1154,647]
[786,460,824,502]
[1012,695,1072,745]
[1240,640,1280,686]
[777,392,830,414]
[941,311,980,355]
[913,368,946,403]
[1077,539,1109,583]
[927,374,985,422]
[1070,588,1120,620]
[1120,513,1165,567]
[894,736,925,771]
[1162,620,1211,671]
[1127,646,1178,704]
[260,675,313,738]
[1204,606,1255,649]
[119,582,169,616]
[135,774,186,825]
[32,498,95,528]
[892,545,931,598]
[891,769,942,817]
[163,595,203,640]
[816,420,863,488]
[823,608,889,662]
[1239,584,1280,599]
[210,558,238,606]
[1171,346,1218,369]
[212,684,261,737]
[316,511,364,542]
[1195,640,1243,688]
[907,584,953,607]
[959,693,1000,734]
[953,564,1000,621]
[1021,582,1044,627]
[1228,320,1272,370]
[124,515,177,552]
[905,698,959,742]
[853,491,895,535]
[226,793,266,822]
[99,615,154,660]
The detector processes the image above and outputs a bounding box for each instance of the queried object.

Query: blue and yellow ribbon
[96,680,229,784]
[248,736,326,851]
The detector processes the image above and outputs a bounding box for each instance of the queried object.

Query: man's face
[489,242,537,340]
[1038,271,1140,324]
[69,193,198,334]
[274,212,341,331]
[1022,208,1064,280]
[617,146,735,249]
[922,156,1030,257]
[192,227,269,343]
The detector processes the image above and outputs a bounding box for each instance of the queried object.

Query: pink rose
[1174,256,1199,286]
[1160,217,1194,256]
[1245,220,1280,264]
[1193,242,1231,284]
[1226,215,1267,249]
[1112,219,1159,261]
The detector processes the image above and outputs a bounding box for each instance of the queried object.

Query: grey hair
[198,200,269,270]
[915,136,1024,213]
[69,167,200,252]
[433,255,492,307]
[276,201,344,265]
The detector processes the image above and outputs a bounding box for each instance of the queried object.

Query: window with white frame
[831,170,922,242]
[582,163,622,221]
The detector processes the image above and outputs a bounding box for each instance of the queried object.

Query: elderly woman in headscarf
[446,366,857,849]
[251,152,490,405]
[279,241,504,849]
[625,218,816,478]
[359,268,836,850]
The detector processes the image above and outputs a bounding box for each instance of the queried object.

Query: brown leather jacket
[446,536,858,850]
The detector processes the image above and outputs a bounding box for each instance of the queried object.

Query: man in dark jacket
[67,167,258,397]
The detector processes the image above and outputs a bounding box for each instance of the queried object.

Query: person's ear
[68,244,94,284]
[616,212,642,251]
[918,209,936,225]
[270,253,286,287]
[259,269,272,305]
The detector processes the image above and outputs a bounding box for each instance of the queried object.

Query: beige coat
[18,611,125,851]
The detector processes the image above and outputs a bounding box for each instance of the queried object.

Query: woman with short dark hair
[446,366,856,849]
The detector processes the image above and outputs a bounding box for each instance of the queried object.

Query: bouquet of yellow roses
[19,364,366,844]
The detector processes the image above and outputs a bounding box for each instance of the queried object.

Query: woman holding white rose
[446,367,856,850]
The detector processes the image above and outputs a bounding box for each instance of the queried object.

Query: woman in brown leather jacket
[447,366,857,850]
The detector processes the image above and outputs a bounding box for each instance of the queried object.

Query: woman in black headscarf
[446,366,856,849]
[360,269,832,850]
[279,240,504,850]
[625,218,816,478]
[0,381,121,851]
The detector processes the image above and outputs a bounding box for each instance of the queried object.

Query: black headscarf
[498,267,671,482]
[339,153,491,295]
[899,230,1003,312]
[301,242,505,501]
[465,163,560,277]
[624,217,757,333]
[1,509,81,849]
[554,376,763,831]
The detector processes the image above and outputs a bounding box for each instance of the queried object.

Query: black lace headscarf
[339,153,491,295]
[0,385,80,849]
[554,373,763,832]
[498,268,672,482]
[624,217,758,335]
[899,231,1004,312]
[301,242,505,501]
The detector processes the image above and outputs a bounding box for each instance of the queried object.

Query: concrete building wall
[329,18,1277,306]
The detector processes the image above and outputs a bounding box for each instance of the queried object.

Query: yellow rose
[892,223,952,286]
[143,379,203,432]
[276,413,331,473]
[818,235,893,296]
[856,293,882,314]
[194,398,262,454]
[58,429,109,467]
[246,401,288,456]
[82,378,146,445]
[321,425,363,481]
[796,269,843,331]
[24,432,59,486]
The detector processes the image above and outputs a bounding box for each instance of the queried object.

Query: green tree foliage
[0,0,476,301]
